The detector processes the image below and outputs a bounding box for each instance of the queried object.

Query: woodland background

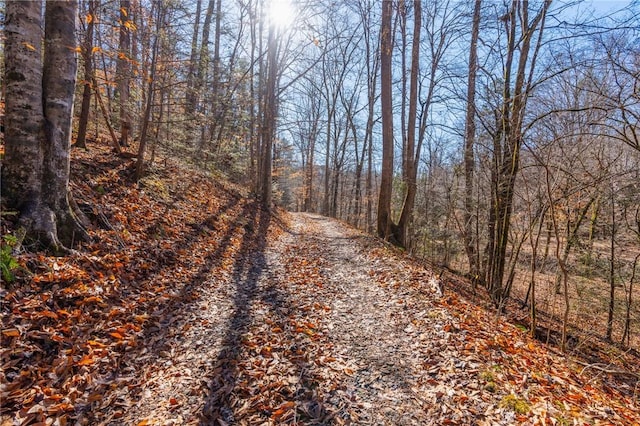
[1,0,639,384]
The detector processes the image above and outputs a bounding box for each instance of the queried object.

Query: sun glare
[268,0,295,29]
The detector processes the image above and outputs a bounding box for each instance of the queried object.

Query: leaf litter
[1,145,638,425]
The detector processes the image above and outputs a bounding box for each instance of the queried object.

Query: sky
[584,0,632,15]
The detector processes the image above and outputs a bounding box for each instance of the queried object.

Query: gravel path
[283,213,472,426]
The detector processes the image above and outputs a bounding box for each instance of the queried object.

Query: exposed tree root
[19,195,90,255]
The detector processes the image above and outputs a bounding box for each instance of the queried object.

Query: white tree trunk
[3,0,88,253]
[3,1,45,210]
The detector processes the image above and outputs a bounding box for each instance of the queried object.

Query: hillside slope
[1,145,638,425]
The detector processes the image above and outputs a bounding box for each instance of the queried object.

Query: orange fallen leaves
[76,355,94,366]
[2,328,20,338]
[271,401,295,419]
[109,331,124,339]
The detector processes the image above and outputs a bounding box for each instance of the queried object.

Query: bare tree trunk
[4,0,89,253]
[355,0,379,234]
[303,92,320,212]
[3,0,45,210]
[254,0,265,194]
[304,142,315,211]
[606,180,616,341]
[396,0,421,247]
[211,0,222,136]
[366,128,373,233]
[560,259,570,352]
[136,2,163,181]
[196,0,216,148]
[622,254,638,346]
[524,207,548,338]
[76,0,97,149]
[260,23,277,207]
[248,0,258,189]
[117,0,132,147]
[554,196,597,293]
[186,0,202,116]
[399,0,408,182]
[93,75,123,154]
[41,0,90,245]
[485,0,551,305]
[323,101,333,215]
[377,0,395,240]
[463,0,482,278]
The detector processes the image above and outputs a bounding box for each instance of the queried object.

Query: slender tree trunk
[254,0,265,194]
[525,207,548,338]
[560,258,570,352]
[93,76,122,154]
[186,0,202,116]
[463,0,482,278]
[211,0,222,135]
[350,113,366,228]
[396,0,421,247]
[194,0,216,149]
[356,0,379,234]
[554,196,597,294]
[304,141,315,211]
[485,0,516,302]
[248,0,257,188]
[303,101,318,212]
[399,0,408,182]
[260,23,277,207]
[117,0,132,147]
[135,3,162,181]
[622,254,638,346]
[606,181,616,341]
[136,2,165,181]
[377,0,395,240]
[76,0,97,149]
[485,0,551,305]
[366,128,373,233]
[323,103,332,215]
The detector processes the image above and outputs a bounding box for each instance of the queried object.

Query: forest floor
[1,144,639,425]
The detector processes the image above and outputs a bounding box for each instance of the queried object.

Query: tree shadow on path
[200,209,333,425]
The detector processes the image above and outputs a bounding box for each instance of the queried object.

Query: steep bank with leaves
[1,143,276,424]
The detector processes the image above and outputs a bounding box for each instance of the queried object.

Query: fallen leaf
[2,328,20,337]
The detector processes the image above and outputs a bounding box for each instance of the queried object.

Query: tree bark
[463,0,482,278]
[195,0,216,148]
[3,0,89,254]
[117,0,132,147]
[260,23,278,207]
[622,254,638,346]
[3,0,45,210]
[41,0,89,247]
[185,0,202,116]
[606,180,616,341]
[377,0,395,241]
[136,3,163,181]
[485,0,551,305]
[76,0,97,149]
[396,0,421,248]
